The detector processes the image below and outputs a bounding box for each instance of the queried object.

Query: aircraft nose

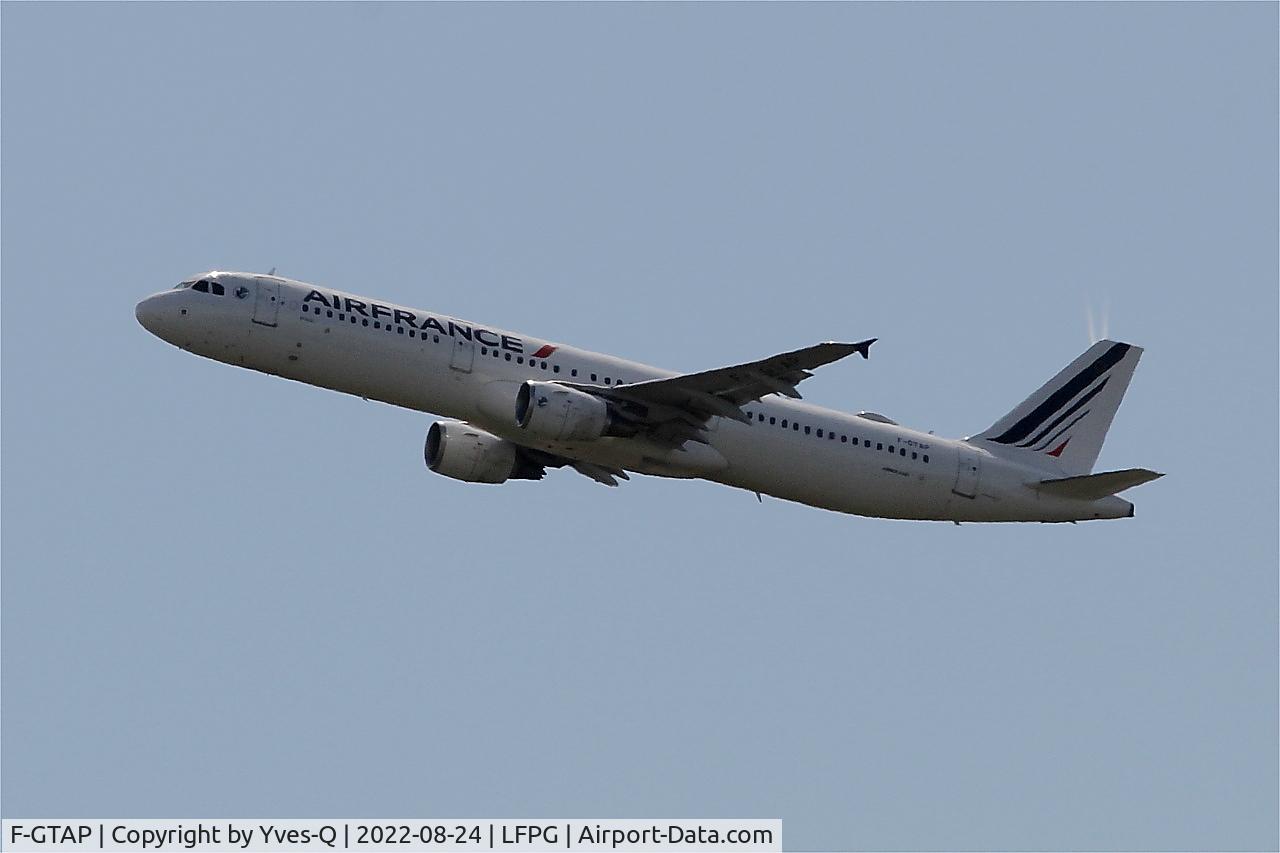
[135,292,182,343]
[135,296,161,334]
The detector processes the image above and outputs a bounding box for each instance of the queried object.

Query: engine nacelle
[424,421,519,484]
[515,381,612,442]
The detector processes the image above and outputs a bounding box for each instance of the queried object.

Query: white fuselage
[135,272,1133,522]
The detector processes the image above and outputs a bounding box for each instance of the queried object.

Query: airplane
[135,271,1162,523]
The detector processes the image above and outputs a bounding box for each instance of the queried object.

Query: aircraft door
[253,277,281,327]
[953,448,981,498]
[449,334,475,373]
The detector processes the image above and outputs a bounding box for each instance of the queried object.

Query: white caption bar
[2,820,781,852]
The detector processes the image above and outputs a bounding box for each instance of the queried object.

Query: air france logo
[986,342,1131,456]
[303,290,528,354]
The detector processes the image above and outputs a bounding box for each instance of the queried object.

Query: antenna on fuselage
[268,267,277,276]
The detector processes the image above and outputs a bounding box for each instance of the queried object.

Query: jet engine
[515,381,615,442]
[424,421,528,484]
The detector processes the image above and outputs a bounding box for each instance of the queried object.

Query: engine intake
[516,381,614,442]
[425,421,520,484]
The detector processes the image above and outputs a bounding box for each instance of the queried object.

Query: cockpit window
[189,278,225,295]
[175,277,225,294]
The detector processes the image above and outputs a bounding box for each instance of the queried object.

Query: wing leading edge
[562,338,876,446]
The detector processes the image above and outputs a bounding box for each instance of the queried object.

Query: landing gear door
[449,334,475,373]
[953,448,981,498]
[253,277,281,327]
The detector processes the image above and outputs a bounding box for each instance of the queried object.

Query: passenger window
[876,443,883,450]
[816,428,823,437]
[781,419,788,428]
[397,326,404,334]
[571,369,578,377]
[591,373,597,381]
[480,347,487,355]
[327,310,333,318]
[804,426,811,435]
[362,319,369,326]
[410,330,416,338]
[211,282,225,296]
[864,440,871,448]
[923,455,929,463]
[338,313,345,321]
[841,435,847,443]
[517,357,524,364]
[505,353,512,361]
[373,321,381,329]
[792,423,799,431]
[769,417,776,425]
[193,281,209,293]
[899,448,906,456]
[758,414,765,422]
[604,378,611,385]
[433,335,440,343]
[911,451,918,459]
[553,365,560,373]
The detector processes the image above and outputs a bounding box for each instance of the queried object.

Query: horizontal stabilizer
[1032,468,1163,501]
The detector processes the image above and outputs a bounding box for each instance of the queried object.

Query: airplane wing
[564,339,876,446]
[516,446,631,487]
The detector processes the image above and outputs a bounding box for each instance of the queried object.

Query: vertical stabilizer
[969,340,1143,475]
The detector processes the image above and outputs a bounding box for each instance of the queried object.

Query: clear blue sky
[3,3,1276,849]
